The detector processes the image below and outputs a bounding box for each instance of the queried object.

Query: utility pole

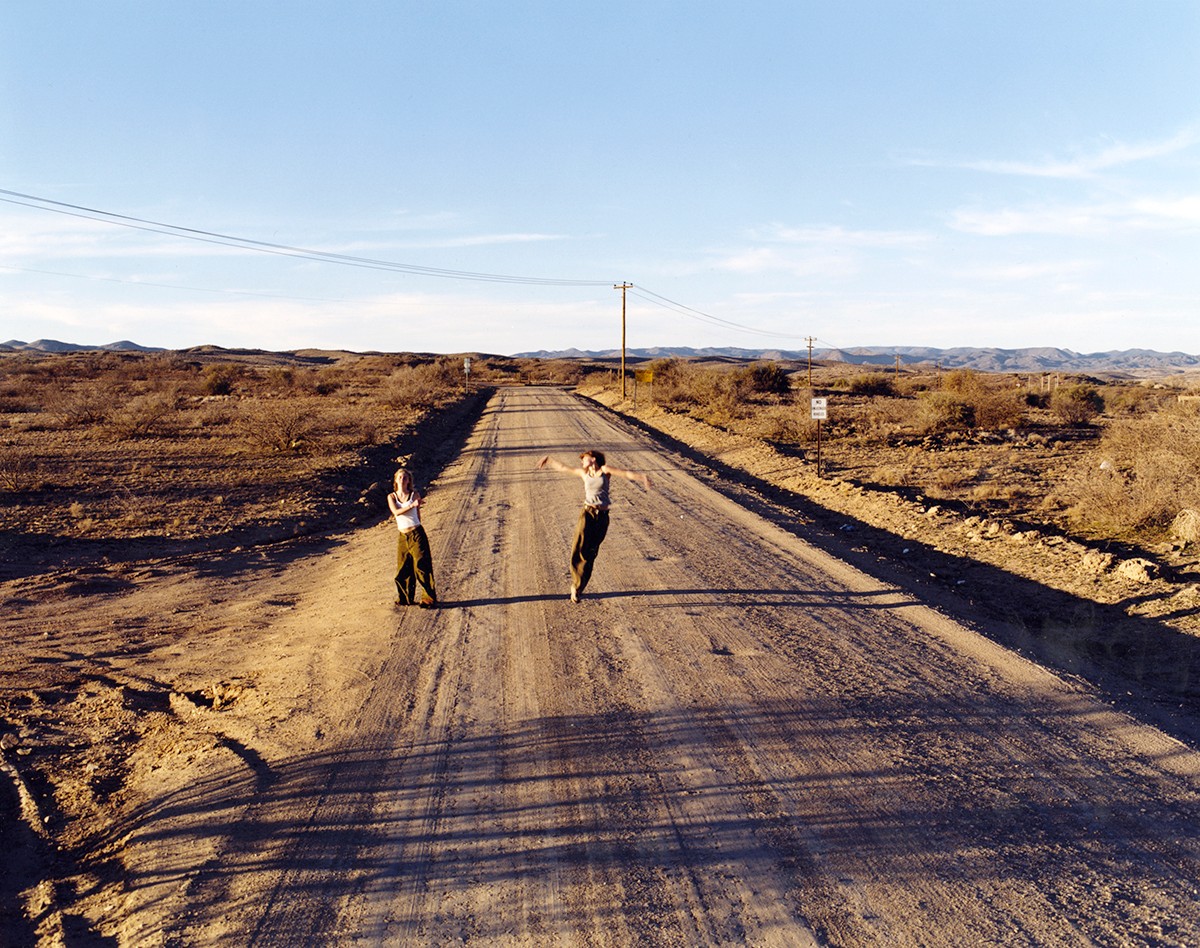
[615,282,631,399]
[806,336,816,388]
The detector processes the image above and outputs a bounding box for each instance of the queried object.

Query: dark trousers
[395,526,437,605]
[570,507,609,593]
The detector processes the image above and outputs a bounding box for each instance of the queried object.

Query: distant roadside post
[464,357,471,395]
[810,397,827,476]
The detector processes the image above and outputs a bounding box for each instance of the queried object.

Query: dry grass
[0,349,584,554]
[613,358,1200,551]
[7,349,1198,561]
[1061,407,1200,539]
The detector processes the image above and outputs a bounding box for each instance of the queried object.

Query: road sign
[810,397,827,420]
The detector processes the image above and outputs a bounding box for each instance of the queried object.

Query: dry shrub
[645,360,791,427]
[1066,413,1200,537]
[871,452,921,488]
[1103,384,1168,415]
[744,405,816,444]
[743,362,792,396]
[646,359,699,409]
[237,398,392,457]
[187,398,237,429]
[44,384,122,429]
[916,392,974,433]
[237,400,318,452]
[849,373,896,396]
[311,366,345,395]
[907,375,1024,434]
[1176,394,1200,416]
[0,446,39,491]
[700,371,763,424]
[202,364,243,396]
[1051,384,1103,425]
[0,369,43,412]
[973,388,1026,430]
[895,376,934,396]
[106,391,180,439]
[381,360,460,409]
[942,368,984,396]
[857,396,913,437]
[307,407,388,457]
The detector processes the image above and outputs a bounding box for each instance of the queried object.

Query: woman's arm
[538,456,583,477]
[601,465,652,490]
[388,491,421,515]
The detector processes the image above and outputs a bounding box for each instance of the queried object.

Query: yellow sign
[634,369,654,383]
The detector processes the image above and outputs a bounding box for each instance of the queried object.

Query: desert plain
[3,348,1200,945]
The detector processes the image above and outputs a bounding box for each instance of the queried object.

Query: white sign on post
[810,397,827,420]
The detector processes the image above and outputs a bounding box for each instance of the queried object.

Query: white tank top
[392,492,422,531]
[582,472,610,507]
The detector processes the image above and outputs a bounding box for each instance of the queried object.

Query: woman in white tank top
[388,468,437,608]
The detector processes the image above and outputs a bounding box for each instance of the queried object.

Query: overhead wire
[628,286,811,341]
[3,187,812,342]
[0,189,611,287]
[0,263,349,304]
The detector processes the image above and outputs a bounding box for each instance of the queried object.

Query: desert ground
[3,366,1200,945]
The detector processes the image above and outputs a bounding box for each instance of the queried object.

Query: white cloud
[923,127,1200,180]
[706,223,929,278]
[411,232,570,249]
[956,260,1095,282]
[948,195,1200,237]
[1130,195,1200,224]
[748,223,929,248]
[715,246,859,278]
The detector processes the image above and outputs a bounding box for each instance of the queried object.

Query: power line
[0,263,349,304]
[3,187,818,343]
[0,188,612,287]
[628,286,811,341]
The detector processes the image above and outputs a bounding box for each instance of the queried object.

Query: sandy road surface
[8,385,1200,945]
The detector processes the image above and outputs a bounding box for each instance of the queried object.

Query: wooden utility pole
[806,336,816,387]
[615,282,631,399]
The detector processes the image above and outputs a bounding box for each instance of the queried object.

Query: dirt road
[6,386,1200,945]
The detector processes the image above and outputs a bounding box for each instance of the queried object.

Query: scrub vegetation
[0,348,575,557]
[2,348,1198,566]
[637,357,1200,549]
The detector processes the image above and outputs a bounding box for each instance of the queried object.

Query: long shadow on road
[593,396,1200,752]
[121,692,1200,945]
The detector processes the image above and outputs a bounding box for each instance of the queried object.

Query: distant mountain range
[2,338,164,353]
[5,339,1200,374]
[517,345,1200,374]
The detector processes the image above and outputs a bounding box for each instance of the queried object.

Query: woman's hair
[393,468,413,492]
[587,449,606,467]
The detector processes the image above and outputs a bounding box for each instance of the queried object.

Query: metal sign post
[810,397,827,477]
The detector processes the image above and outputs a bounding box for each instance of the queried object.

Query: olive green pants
[570,507,609,593]
[395,526,437,606]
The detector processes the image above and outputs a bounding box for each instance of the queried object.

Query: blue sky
[2,2,1197,355]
